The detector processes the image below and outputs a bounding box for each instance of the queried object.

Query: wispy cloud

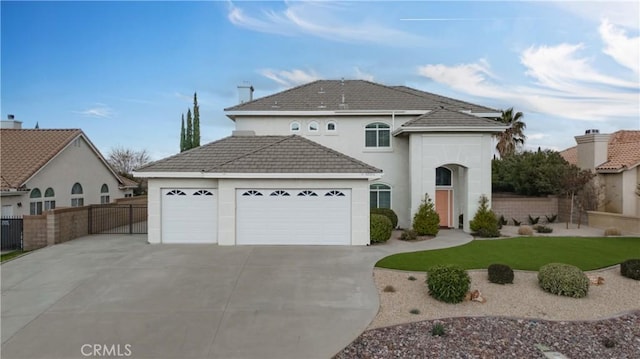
[73,103,113,118]
[227,1,427,46]
[417,20,639,122]
[354,66,374,81]
[259,68,321,87]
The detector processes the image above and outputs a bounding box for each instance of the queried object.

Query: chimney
[237,83,254,104]
[1,115,23,129]
[574,129,609,170]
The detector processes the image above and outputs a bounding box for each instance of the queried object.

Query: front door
[435,189,452,228]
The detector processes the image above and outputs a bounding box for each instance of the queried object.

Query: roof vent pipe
[237,83,254,104]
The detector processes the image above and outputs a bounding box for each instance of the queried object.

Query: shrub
[412,194,440,236]
[602,337,616,348]
[512,218,522,226]
[536,225,553,233]
[538,263,589,298]
[408,275,417,281]
[488,263,514,284]
[604,227,621,236]
[426,265,470,303]
[469,195,500,237]
[431,323,446,336]
[383,285,396,293]
[399,229,418,241]
[370,208,398,228]
[545,214,558,223]
[518,225,533,235]
[409,308,420,315]
[498,215,508,226]
[528,215,540,225]
[620,259,640,280]
[370,214,393,244]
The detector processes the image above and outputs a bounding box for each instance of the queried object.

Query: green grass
[1,250,25,262]
[376,236,640,271]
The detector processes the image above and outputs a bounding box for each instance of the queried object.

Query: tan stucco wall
[604,173,623,214]
[587,211,640,235]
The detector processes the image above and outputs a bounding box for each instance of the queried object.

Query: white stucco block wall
[146,177,219,244]
[409,133,493,232]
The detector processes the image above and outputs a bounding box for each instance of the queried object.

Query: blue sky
[2,1,638,161]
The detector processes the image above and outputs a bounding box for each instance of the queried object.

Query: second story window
[44,187,56,211]
[71,182,84,207]
[290,122,300,132]
[308,121,319,132]
[30,188,43,215]
[365,123,390,147]
[100,184,110,204]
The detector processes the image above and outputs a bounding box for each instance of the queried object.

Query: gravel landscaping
[335,266,640,358]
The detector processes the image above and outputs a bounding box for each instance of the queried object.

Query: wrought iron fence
[1,216,23,250]
[88,205,147,234]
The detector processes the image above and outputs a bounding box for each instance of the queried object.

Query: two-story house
[135,80,506,245]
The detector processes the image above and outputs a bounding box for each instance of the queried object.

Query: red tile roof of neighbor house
[597,130,640,171]
[560,130,640,172]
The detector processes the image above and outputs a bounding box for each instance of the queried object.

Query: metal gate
[1,216,23,250]
[88,205,147,234]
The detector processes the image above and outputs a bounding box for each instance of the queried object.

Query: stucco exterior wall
[2,136,127,217]
[604,173,623,214]
[409,133,493,232]
[621,168,638,216]
[235,115,415,228]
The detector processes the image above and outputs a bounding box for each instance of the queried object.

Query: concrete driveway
[1,232,470,359]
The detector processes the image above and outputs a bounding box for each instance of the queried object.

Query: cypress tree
[186,108,193,150]
[180,114,185,152]
[193,92,200,147]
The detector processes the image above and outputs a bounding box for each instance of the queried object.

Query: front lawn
[1,250,25,263]
[376,236,640,271]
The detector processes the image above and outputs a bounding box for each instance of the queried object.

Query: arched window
[30,188,43,215]
[436,167,452,186]
[100,184,110,204]
[308,121,319,132]
[71,182,84,207]
[327,121,337,132]
[365,123,390,147]
[290,122,300,132]
[370,183,391,209]
[44,187,56,211]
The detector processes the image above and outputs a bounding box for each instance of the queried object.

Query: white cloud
[551,1,639,30]
[73,103,113,118]
[227,1,427,46]
[259,68,321,87]
[599,18,640,74]
[354,66,374,81]
[527,133,547,141]
[417,20,639,122]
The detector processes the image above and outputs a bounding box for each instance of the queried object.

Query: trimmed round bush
[399,229,418,241]
[370,208,398,228]
[538,263,589,298]
[488,263,514,284]
[518,225,533,235]
[620,259,640,280]
[370,214,392,244]
[426,265,470,303]
[536,225,553,233]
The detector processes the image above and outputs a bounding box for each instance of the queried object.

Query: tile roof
[136,135,382,174]
[225,80,498,113]
[1,129,83,190]
[400,108,505,128]
[560,146,577,166]
[597,130,640,171]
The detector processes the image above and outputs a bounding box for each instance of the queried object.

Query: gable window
[370,183,391,209]
[71,182,84,207]
[327,121,337,132]
[436,167,452,186]
[290,122,300,132]
[30,188,43,215]
[100,184,110,204]
[44,187,56,211]
[308,121,319,132]
[365,123,390,147]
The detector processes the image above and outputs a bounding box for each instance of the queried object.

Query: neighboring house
[0,119,136,217]
[135,80,506,245]
[560,129,640,217]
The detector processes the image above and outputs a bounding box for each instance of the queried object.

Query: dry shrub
[518,225,533,235]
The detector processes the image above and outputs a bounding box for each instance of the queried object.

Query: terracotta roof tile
[597,130,640,171]
[560,146,578,166]
[0,129,82,190]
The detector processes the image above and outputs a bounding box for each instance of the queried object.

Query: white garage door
[161,188,217,243]
[236,189,351,245]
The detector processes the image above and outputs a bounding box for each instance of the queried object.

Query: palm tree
[495,108,526,157]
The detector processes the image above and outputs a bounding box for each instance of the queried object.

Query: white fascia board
[133,171,383,180]
[225,110,426,117]
[392,126,507,136]
[468,112,501,117]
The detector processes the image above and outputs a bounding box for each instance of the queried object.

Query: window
[327,121,337,131]
[125,193,133,198]
[30,188,43,215]
[166,189,186,196]
[270,190,290,196]
[325,190,345,197]
[194,190,213,196]
[71,183,84,207]
[297,190,318,197]
[365,123,390,147]
[100,184,110,204]
[436,167,452,186]
[242,190,263,196]
[308,121,319,132]
[290,122,300,132]
[44,187,56,211]
[370,183,391,209]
